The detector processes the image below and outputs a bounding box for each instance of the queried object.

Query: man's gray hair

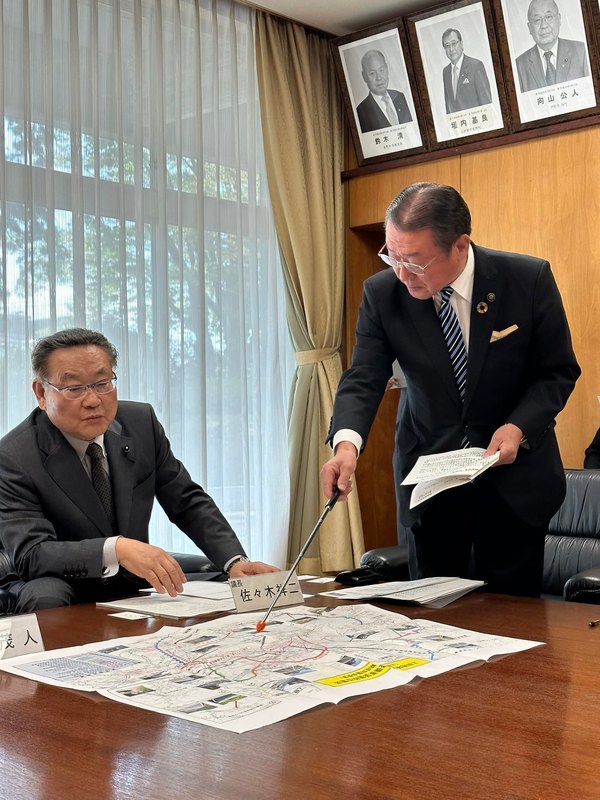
[385,182,472,252]
[31,328,118,379]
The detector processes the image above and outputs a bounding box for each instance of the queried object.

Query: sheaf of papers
[97,592,236,618]
[323,577,485,608]
[402,447,500,508]
[0,604,543,733]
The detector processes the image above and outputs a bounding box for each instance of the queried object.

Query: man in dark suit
[356,50,412,133]
[515,0,589,93]
[320,183,580,597]
[442,28,492,114]
[0,328,278,614]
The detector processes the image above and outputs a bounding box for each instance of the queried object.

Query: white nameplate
[229,570,304,613]
[0,614,45,659]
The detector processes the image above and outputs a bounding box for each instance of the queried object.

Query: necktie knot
[86,442,104,462]
[440,285,454,303]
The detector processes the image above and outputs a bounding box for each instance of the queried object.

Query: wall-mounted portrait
[406,0,509,148]
[495,0,598,127]
[332,24,427,165]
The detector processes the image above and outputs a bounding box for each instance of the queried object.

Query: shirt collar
[452,54,464,73]
[447,243,475,304]
[537,45,556,62]
[62,431,106,461]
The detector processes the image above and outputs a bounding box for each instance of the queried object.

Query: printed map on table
[0,604,542,733]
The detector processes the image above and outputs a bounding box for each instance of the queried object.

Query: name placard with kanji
[0,614,45,659]
[229,571,304,613]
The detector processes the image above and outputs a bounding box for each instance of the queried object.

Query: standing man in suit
[0,328,278,614]
[516,0,589,93]
[356,50,412,133]
[321,183,580,597]
[442,28,492,114]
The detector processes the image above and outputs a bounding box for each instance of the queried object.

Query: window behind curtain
[0,0,292,566]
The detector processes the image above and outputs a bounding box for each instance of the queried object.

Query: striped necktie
[438,286,469,446]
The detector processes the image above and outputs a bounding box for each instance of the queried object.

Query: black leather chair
[0,549,221,615]
[358,469,600,603]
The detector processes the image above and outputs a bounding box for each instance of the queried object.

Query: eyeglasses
[530,13,556,27]
[378,244,439,275]
[43,373,117,400]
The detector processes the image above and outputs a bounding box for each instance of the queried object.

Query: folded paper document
[402,447,500,509]
[324,576,486,608]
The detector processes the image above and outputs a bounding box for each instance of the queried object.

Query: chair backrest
[543,469,600,596]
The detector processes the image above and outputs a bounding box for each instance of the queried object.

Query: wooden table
[2,590,599,800]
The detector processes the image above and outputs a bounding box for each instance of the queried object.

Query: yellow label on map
[317,662,390,686]
[388,658,429,670]
[317,657,430,687]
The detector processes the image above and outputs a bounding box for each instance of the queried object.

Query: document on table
[323,576,486,608]
[141,581,234,601]
[401,447,500,508]
[1,604,543,733]
[97,592,236,618]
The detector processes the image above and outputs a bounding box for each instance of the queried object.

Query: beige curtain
[255,12,364,573]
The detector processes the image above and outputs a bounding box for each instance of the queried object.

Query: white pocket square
[490,325,519,343]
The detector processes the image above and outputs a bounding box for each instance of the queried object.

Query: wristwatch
[226,556,250,578]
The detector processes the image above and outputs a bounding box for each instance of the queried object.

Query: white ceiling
[254,0,435,36]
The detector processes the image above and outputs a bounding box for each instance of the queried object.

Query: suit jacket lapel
[37,413,113,536]
[464,245,501,409]
[105,417,136,536]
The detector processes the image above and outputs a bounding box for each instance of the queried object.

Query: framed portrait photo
[406,0,510,148]
[493,0,600,128]
[331,23,427,166]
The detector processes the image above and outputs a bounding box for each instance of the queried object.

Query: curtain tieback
[295,348,340,366]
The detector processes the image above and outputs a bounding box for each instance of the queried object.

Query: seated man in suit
[0,328,278,614]
[356,49,412,134]
[442,28,492,114]
[515,0,589,93]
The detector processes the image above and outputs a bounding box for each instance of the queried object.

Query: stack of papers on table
[323,577,485,608]
[98,582,236,618]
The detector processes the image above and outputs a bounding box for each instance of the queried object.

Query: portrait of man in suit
[355,49,413,133]
[0,328,278,615]
[515,0,589,92]
[442,28,492,114]
[321,182,580,598]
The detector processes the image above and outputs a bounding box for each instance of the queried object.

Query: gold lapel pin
[476,302,488,314]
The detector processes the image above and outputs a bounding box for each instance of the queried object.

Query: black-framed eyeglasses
[43,373,117,400]
[378,244,439,276]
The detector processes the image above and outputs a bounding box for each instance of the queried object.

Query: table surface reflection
[2,588,600,800]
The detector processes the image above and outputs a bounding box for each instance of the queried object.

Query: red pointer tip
[256,620,266,632]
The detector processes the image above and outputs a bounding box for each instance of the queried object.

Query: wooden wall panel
[347,159,460,229]
[345,126,600,551]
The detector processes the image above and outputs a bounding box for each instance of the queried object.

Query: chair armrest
[360,546,410,581]
[563,568,600,604]
[170,552,222,576]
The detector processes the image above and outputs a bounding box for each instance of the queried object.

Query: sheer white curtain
[0,0,292,566]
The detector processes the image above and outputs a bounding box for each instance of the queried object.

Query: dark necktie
[438,286,469,447]
[86,442,117,531]
[544,51,556,86]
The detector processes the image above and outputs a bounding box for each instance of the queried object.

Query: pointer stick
[256,488,341,632]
